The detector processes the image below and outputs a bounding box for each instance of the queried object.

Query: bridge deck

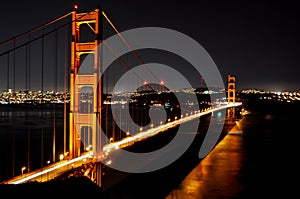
[1,102,242,185]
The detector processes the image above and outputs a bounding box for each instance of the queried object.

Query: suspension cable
[0,12,72,47]
[101,10,195,113]
[102,40,144,82]
[102,40,195,114]
[102,10,161,83]
[0,10,93,58]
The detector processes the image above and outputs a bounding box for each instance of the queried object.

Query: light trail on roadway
[3,102,241,185]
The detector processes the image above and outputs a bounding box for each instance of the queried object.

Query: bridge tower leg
[69,7,103,187]
[227,75,236,118]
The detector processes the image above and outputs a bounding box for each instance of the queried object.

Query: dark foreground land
[0,177,104,196]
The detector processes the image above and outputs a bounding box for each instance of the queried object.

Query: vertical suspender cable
[63,19,67,156]
[105,51,109,144]
[27,33,31,173]
[12,40,16,177]
[63,18,69,156]
[25,34,29,173]
[6,53,10,177]
[53,29,57,163]
[7,54,9,92]
[41,30,44,169]
[13,40,15,94]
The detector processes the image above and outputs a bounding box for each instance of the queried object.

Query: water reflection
[166,126,244,199]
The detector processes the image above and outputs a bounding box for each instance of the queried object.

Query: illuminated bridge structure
[0,6,242,188]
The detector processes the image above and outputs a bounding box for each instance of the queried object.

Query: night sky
[0,0,299,92]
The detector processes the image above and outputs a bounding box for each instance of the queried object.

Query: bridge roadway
[1,102,242,185]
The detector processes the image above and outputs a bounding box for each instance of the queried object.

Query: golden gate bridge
[0,5,241,188]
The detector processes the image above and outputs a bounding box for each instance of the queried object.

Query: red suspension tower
[69,6,102,163]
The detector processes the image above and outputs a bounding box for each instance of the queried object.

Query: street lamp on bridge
[21,166,26,175]
[59,154,64,161]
